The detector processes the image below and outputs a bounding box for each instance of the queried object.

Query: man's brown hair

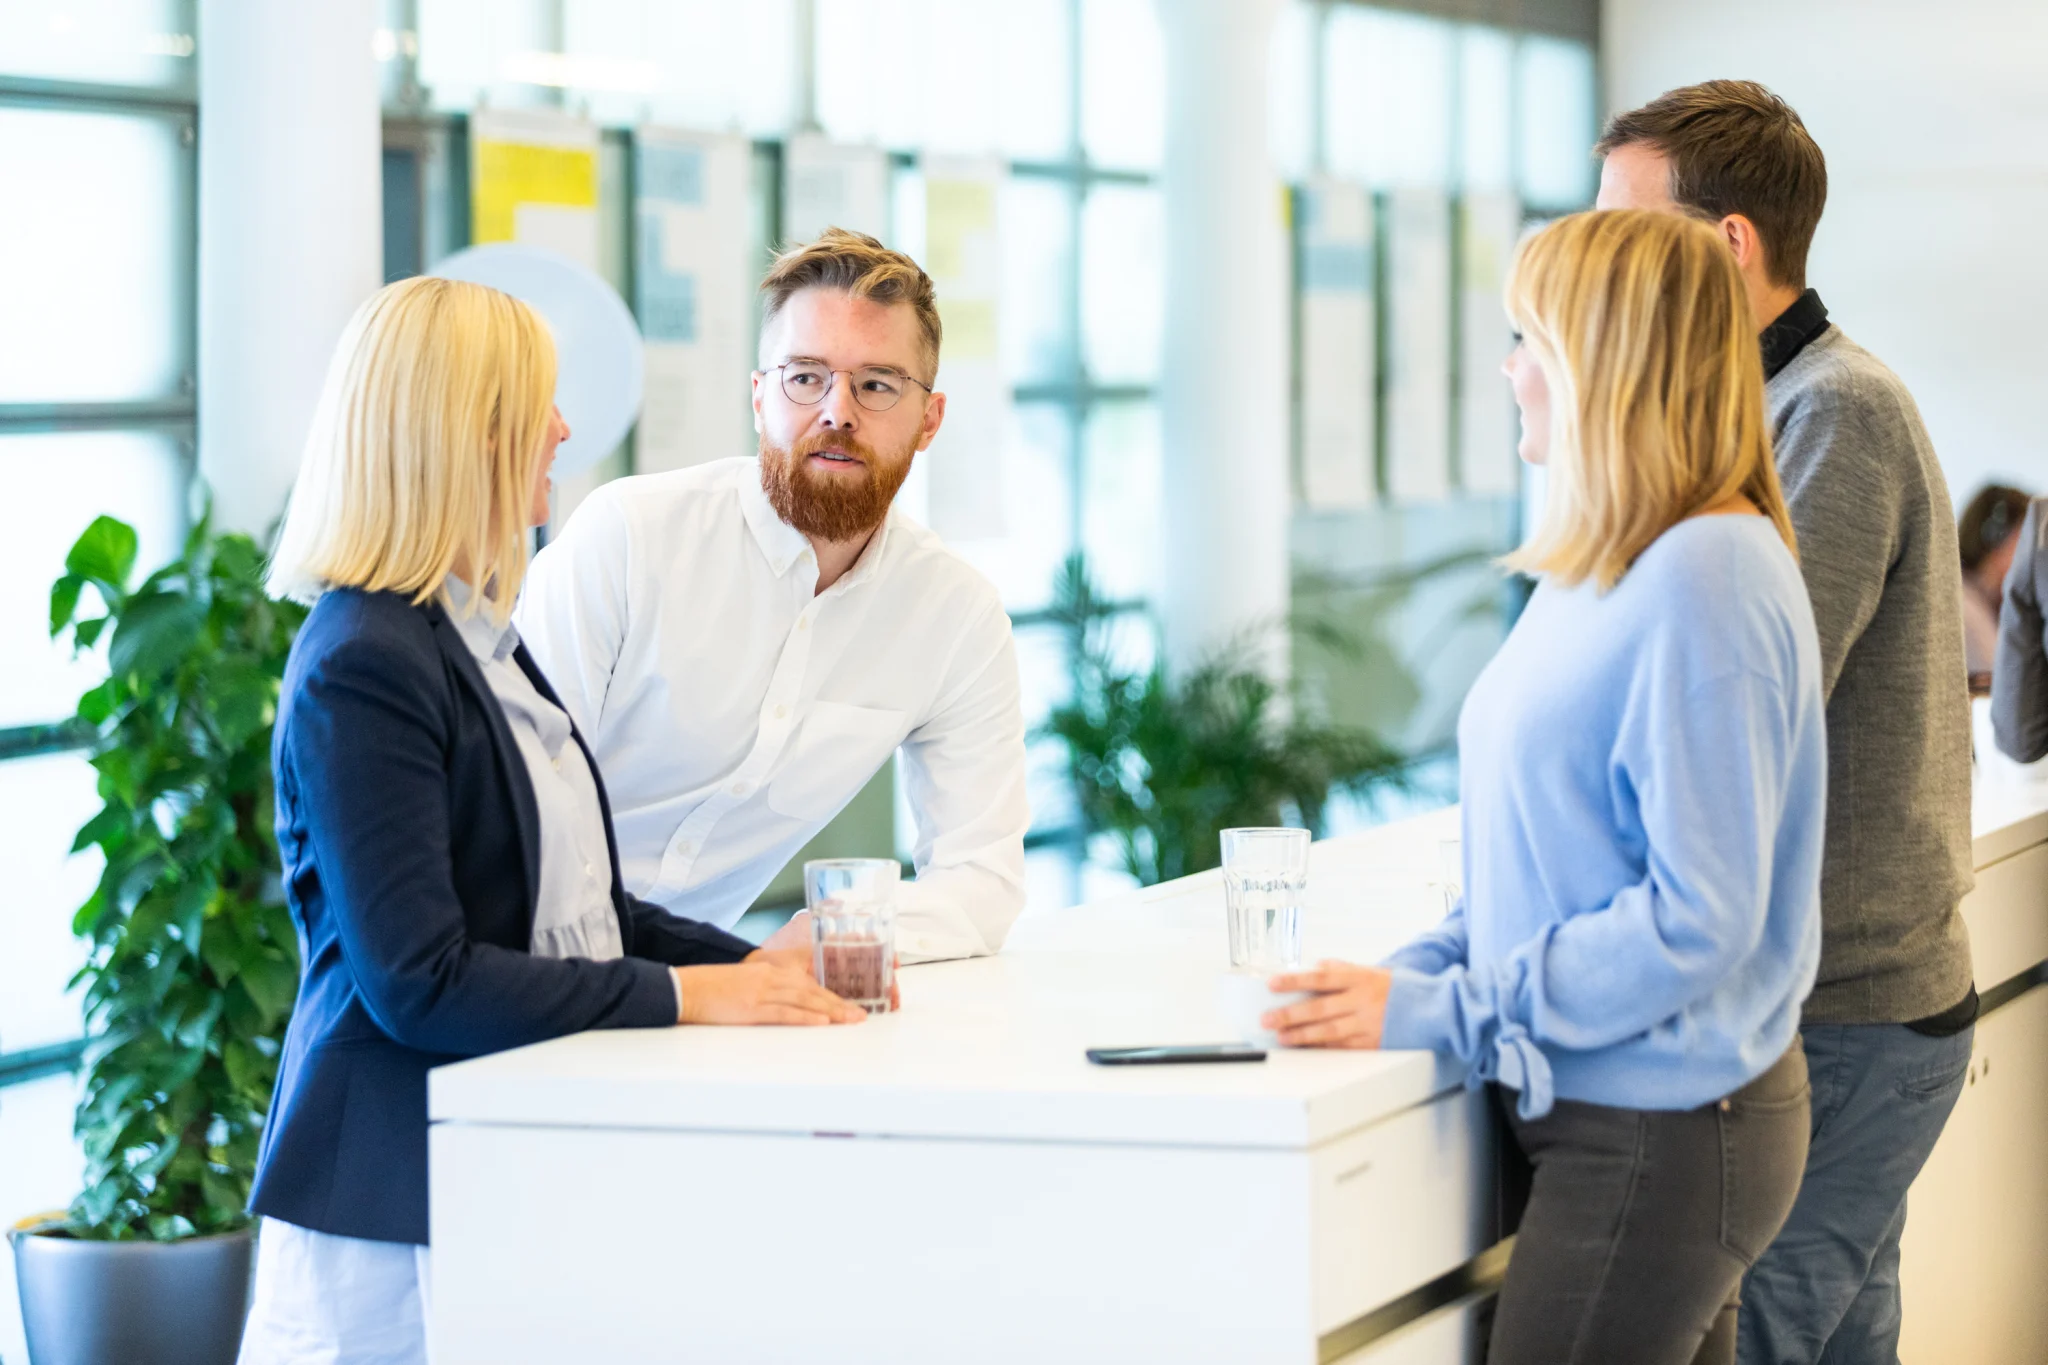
[1595,80,1827,290]
[758,227,942,380]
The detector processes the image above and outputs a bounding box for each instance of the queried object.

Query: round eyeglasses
[771,361,933,413]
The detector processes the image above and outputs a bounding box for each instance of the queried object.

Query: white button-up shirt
[515,458,1030,962]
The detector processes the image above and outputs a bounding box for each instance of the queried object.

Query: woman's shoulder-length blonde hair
[266,275,557,620]
[1501,208,1796,592]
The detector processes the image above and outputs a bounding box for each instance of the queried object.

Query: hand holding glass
[805,859,899,1014]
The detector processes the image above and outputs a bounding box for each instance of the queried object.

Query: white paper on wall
[471,107,601,269]
[634,128,755,474]
[782,134,890,247]
[1385,187,1453,505]
[1459,192,1523,497]
[1297,179,1376,510]
[918,155,1006,541]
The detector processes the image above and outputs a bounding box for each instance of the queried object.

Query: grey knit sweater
[1768,325,1975,1024]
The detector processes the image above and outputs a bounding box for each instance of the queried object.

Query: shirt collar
[737,461,815,576]
[1760,288,1830,380]
[442,577,520,664]
[736,457,898,591]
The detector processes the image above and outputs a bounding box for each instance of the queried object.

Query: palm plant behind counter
[1039,555,1410,887]
[48,512,306,1240]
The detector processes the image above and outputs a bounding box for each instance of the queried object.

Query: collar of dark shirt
[1759,288,1831,380]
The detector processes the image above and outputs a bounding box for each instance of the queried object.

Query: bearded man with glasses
[516,228,1029,966]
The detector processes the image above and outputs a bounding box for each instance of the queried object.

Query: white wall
[1603,0,2048,508]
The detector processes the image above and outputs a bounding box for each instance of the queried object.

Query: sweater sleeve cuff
[1380,967,1556,1119]
[1381,967,1458,1052]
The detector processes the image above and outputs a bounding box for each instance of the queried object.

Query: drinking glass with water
[1220,827,1309,971]
[805,858,899,1014]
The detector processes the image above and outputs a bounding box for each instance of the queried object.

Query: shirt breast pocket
[766,702,909,823]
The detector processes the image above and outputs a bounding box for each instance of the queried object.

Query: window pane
[0,0,195,91]
[1080,0,1164,172]
[1001,176,1073,387]
[1268,0,1318,181]
[1517,37,1598,209]
[999,0,1072,162]
[1079,185,1162,386]
[1458,26,1516,193]
[571,0,797,135]
[0,107,189,404]
[1323,7,1453,189]
[1080,400,1161,604]
[816,0,912,148]
[1,431,187,729]
[952,405,1073,613]
[1015,624,1077,831]
[0,753,100,1053]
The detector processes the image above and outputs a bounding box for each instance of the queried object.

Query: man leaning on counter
[516,227,1031,966]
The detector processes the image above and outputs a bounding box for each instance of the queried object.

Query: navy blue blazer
[249,588,754,1245]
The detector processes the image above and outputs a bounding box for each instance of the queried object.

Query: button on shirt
[514,458,1030,963]
[444,579,623,964]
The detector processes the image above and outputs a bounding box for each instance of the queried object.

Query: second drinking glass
[1220,827,1309,971]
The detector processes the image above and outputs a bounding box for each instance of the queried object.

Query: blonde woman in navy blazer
[240,276,862,1365]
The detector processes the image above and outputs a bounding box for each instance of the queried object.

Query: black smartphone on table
[1086,1044,1267,1066]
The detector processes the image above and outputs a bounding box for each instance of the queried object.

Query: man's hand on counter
[1262,962,1392,1049]
[672,959,867,1027]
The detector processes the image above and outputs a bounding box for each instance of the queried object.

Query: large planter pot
[9,1220,252,1365]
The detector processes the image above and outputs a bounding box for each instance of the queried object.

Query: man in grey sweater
[1597,81,1976,1364]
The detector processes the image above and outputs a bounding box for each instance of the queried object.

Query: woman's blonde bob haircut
[1501,208,1796,591]
[267,275,557,619]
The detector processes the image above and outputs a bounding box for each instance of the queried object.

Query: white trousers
[237,1217,432,1365]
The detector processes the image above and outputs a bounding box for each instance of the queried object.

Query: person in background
[1957,483,2031,680]
[243,276,861,1365]
[1992,496,2048,762]
[516,229,1029,965]
[1262,210,1824,1365]
[1594,81,1977,1365]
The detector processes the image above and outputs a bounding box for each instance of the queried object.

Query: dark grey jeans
[1489,1046,1812,1365]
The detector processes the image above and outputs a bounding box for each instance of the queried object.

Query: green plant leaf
[238,953,299,1028]
[108,590,207,683]
[50,574,85,637]
[65,516,139,599]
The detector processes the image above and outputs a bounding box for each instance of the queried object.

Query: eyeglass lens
[780,363,912,412]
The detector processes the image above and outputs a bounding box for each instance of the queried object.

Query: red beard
[758,427,915,542]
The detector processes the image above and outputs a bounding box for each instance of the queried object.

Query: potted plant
[10,513,305,1365]
[1039,554,1412,886]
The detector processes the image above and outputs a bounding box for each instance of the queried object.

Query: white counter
[428,789,2048,1364]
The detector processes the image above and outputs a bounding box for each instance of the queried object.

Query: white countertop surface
[432,781,2048,1149]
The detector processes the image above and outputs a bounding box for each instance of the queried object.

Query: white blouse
[445,579,623,964]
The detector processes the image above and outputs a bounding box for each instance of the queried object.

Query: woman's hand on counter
[1263,962,1392,1049]
[672,960,867,1027]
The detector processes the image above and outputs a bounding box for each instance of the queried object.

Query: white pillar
[198,0,382,537]
[1153,0,1290,676]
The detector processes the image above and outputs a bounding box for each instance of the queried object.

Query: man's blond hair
[758,227,942,380]
[267,275,557,620]
[1503,209,1796,591]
